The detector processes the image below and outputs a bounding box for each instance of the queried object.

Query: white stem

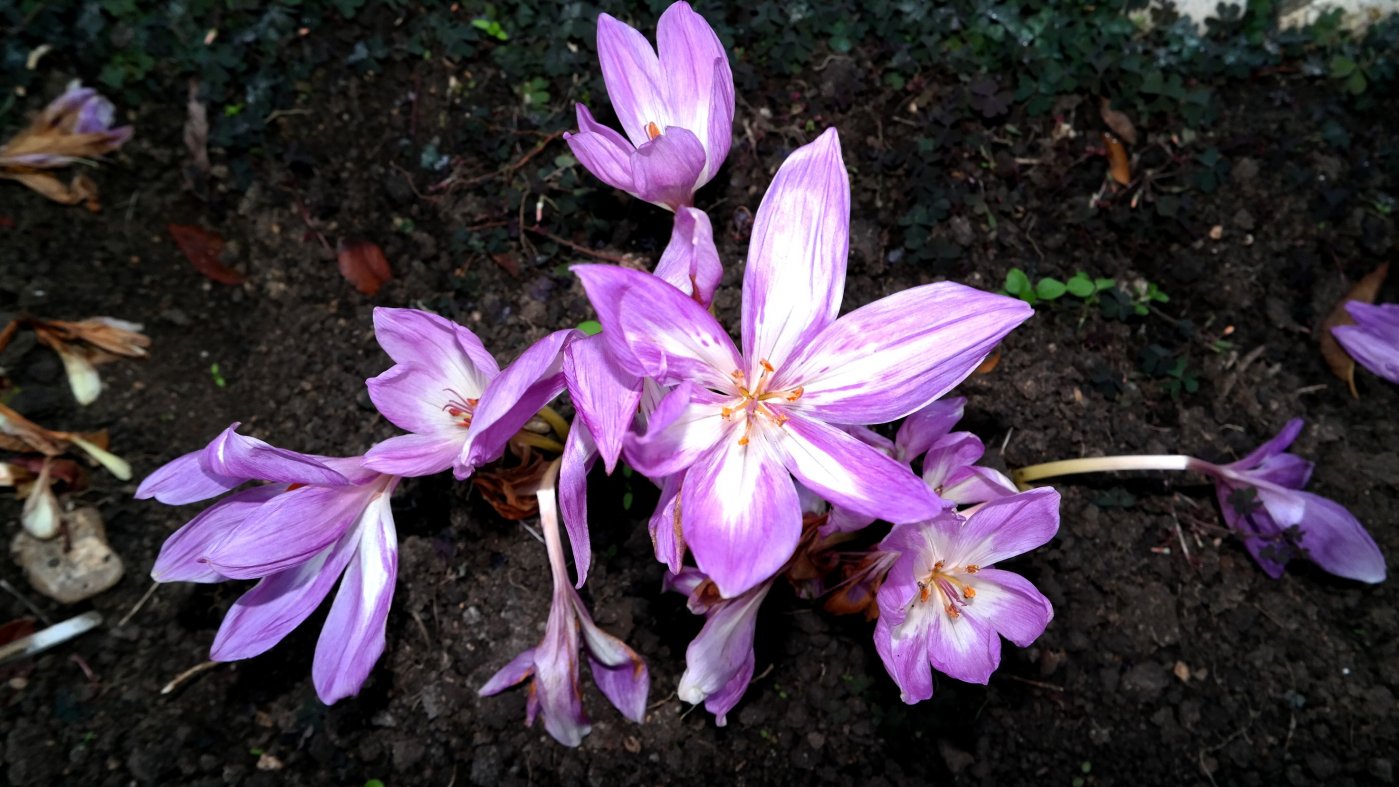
[535,460,569,589]
[0,611,102,665]
[1014,454,1199,486]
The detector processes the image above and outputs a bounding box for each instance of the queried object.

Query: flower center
[719,358,804,446]
[645,121,662,141]
[916,560,980,620]
[442,389,479,429]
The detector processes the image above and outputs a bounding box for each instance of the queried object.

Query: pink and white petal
[941,466,1019,506]
[921,432,986,491]
[964,568,1054,648]
[652,207,723,307]
[874,615,934,704]
[312,494,399,703]
[742,128,849,369]
[152,485,283,583]
[676,581,770,725]
[366,364,461,436]
[204,485,369,580]
[559,426,597,587]
[577,610,649,722]
[204,424,350,487]
[574,265,741,389]
[1215,483,1288,579]
[1334,304,1399,384]
[895,397,966,462]
[563,335,642,474]
[662,565,707,600]
[648,475,687,572]
[596,13,670,149]
[784,283,1033,424]
[631,127,707,209]
[923,604,1002,685]
[1252,452,1313,490]
[372,307,498,388]
[478,648,537,696]
[210,530,359,661]
[701,56,735,185]
[949,488,1061,569]
[566,105,638,195]
[363,432,460,477]
[623,382,728,478]
[1224,418,1304,472]
[777,415,943,525]
[135,449,242,505]
[1295,492,1386,583]
[655,1,725,140]
[681,434,801,598]
[459,329,576,475]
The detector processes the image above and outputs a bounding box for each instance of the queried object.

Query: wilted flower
[138,425,399,703]
[1331,301,1399,386]
[20,458,62,539]
[30,317,149,405]
[664,567,772,725]
[565,2,734,210]
[577,129,1032,597]
[874,488,1059,703]
[0,83,133,207]
[363,307,576,479]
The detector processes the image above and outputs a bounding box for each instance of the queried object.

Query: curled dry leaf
[1103,132,1131,187]
[336,239,392,296]
[472,449,549,520]
[974,348,1003,375]
[1319,262,1389,397]
[168,224,245,285]
[0,402,69,456]
[1098,97,1139,145]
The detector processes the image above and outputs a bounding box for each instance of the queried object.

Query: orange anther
[721,407,734,420]
[731,369,745,382]
[965,564,979,574]
[933,560,944,572]
[945,604,961,620]
[785,386,804,401]
[738,435,749,446]
[918,582,930,603]
[963,586,976,599]
[759,358,775,373]
[646,121,662,140]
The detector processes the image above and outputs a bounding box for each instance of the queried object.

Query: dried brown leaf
[168,224,245,285]
[472,451,549,520]
[0,402,68,456]
[1320,262,1390,397]
[1098,97,1138,145]
[1103,132,1131,187]
[4,171,88,206]
[336,239,392,296]
[974,349,1002,375]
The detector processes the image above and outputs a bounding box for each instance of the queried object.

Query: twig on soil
[409,609,432,647]
[0,612,102,665]
[999,427,1015,456]
[117,581,159,627]
[0,578,52,626]
[389,162,432,201]
[647,691,676,711]
[1001,674,1064,693]
[523,225,632,264]
[432,130,565,192]
[160,660,221,695]
[518,521,545,546]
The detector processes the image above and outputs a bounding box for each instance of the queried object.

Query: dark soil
[2,28,1397,787]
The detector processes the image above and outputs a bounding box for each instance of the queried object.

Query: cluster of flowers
[135,1,1386,747]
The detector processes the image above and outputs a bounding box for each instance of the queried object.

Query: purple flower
[480,476,648,746]
[576,129,1033,597]
[1331,301,1399,386]
[1194,419,1385,583]
[565,2,734,210]
[137,426,399,703]
[664,567,772,726]
[896,397,1017,507]
[363,307,576,479]
[874,488,1059,704]
[0,83,133,170]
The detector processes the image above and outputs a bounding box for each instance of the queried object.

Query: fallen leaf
[1320,262,1389,397]
[1103,132,1131,186]
[974,349,1002,375]
[168,224,244,284]
[0,619,37,648]
[336,239,392,296]
[490,252,521,278]
[1099,97,1138,145]
[473,450,548,520]
[0,402,69,455]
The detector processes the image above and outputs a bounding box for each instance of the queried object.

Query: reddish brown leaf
[974,349,1002,375]
[472,450,549,520]
[1103,132,1131,186]
[0,618,36,647]
[337,239,392,296]
[168,224,244,285]
[1320,262,1389,397]
[1098,97,1139,146]
[11,456,87,491]
[490,252,521,278]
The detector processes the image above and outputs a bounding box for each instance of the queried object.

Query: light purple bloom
[1331,301,1399,386]
[565,1,734,210]
[138,427,399,704]
[363,307,576,479]
[480,478,648,746]
[664,567,772,726]
[1194,419,1385,583]
[874,488,1059,704]
[0,83,133,169]
[576,129,1033,597]
[896,397,1017,507]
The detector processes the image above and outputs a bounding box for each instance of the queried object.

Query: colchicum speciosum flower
[663,567,773,726]
[138,425,399,703]
[0,82,133,207]
[1331,301,1399,386]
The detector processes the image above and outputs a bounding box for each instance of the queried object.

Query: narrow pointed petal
[372,307,498,387]
[784,283,1032,424]
[924,605,1002,685]
[458,329,576,476]
[152,486,283,583]
[631,127,706,209]
[964,568,1054,647]
[574,264,741,389]
[873,614,934,704]
[210,532,359,661]
[578,610,649,722]
[313,493,398,703]
[895,397,966,461]
[205,424,350,487]
[560,427,596,587]
[941,467,1018,506]
[478,649,537,696]
[596,12,669,149]
[653,207,722,307]
[702,56,736,183]
[949,488,1061,568]
[1215,484,1288,579]
[742,128,849,368]
[366,365,462,436]
[778,416,943,524]
[1224,418,1305,472]
[566,104,638,194]
[682,433,801,598]
[921,432,987,491]
[363,432,459,477]
[532,600,590,747]
[563,335,642,473]
[655,1,725,136]
[136,450,241,505]
[662,566,708,598]
[1334,302,1399,384]
[623,382,728,478]
[204,485,368,580]
[1294,492,1386,583]
[648,474,687,572]
[677,580,771,725]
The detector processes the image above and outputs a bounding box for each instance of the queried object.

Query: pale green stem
[512,431,565,454]
[536,405,571,442]
[1013,454,1201,489]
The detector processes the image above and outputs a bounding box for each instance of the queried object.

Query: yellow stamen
[646,121,661,140]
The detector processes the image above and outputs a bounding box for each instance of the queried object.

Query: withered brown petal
[336,239,392,296]
[168,223,245,285]
[1320,262,1390,398]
